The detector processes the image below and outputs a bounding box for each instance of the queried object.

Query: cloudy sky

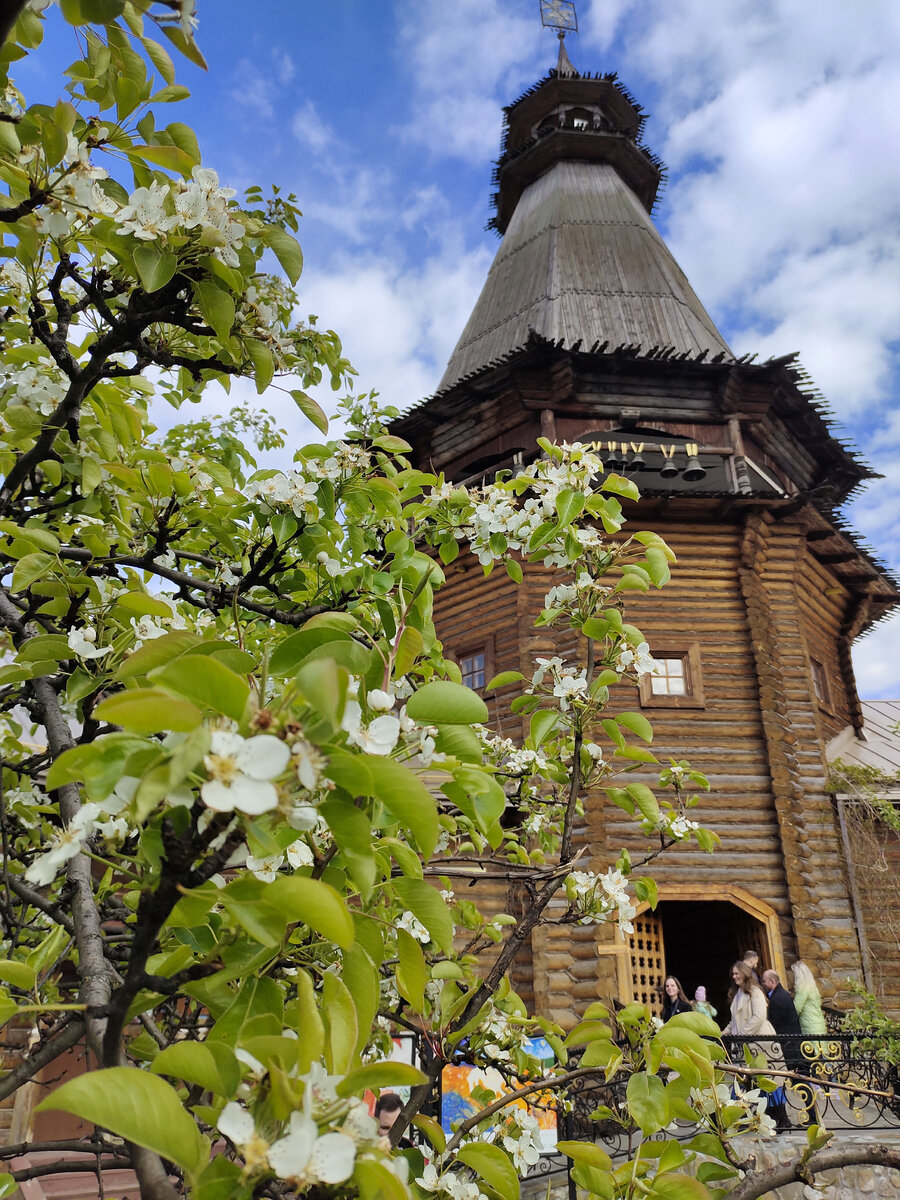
[25,0,900,696]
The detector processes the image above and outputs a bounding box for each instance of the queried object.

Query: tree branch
[0,1016,85,1103]
[728,1142,900,1200]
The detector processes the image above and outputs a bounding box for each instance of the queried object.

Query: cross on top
[540,0,578,34]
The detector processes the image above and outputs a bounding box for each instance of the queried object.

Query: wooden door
[629,911,666,1015]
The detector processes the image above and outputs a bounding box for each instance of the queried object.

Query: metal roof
[438,159,731,392]
[827,701,900,782]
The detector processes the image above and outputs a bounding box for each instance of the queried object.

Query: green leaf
[194,279,235,343]
[116,592,180,619]
[393,625,424,677]
[265,225,304,284]
[406,680,488,725]
[246,339,274,393]
[625,782,660,825]
[290,389,328,434]
[265,876,355,950]
[393,879,453,954]
[601,472,640,501]
[355,1159,408,1200]
[456,1143,520,1200]
[320,798,375,891]
[336,1061,427,1098]
[554,487,585,526]
[557,1141,612,1171]
[616,711,653,743]
[129,142,195,176]
[133,245,177,293]
[366,757,439,859]
[396,928,426,1010]
[151,1041,240,1098]
[12,552,53,592]
[36,1068,205,1174]
[626,1071,668,1135]
[161,24,209,70]
[116,630,202,681]
[151,84,191,104]
[141,35,175,84]
[530,707,558,748]
[321,972,357,1074]
[152,655,250,722]
[486,670,524,689]
[648,1175,709,1200]
[94,688,203,734]
[0,960,36,991]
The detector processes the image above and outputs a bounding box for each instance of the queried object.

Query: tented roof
[438,159,731,393]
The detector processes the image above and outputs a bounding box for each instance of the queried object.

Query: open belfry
[391,26,900,1025]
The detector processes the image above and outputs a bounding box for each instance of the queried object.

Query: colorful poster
[440,1037,558,1152]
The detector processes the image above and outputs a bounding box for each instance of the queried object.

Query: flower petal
[308,1131,356,1184]
[236,734,291,780]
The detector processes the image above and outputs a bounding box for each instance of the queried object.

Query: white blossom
[201,731,291,815]
[67,627,113,660]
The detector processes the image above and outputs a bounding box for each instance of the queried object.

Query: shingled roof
[438,158,732,393]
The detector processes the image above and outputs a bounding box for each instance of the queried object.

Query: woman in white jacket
[724,960,789,1130]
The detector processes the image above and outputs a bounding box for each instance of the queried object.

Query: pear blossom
[217,1102,271,1171]
[25,804,101,885]
[286,839,314,869]
[201,731,291,815]
[293,738,325,790]
[246,851,283,882]
[67,627,113,660]
[396,910,430,944]
[268,1112,356,1186]
[366,688,394,712]
[116,181,179,241]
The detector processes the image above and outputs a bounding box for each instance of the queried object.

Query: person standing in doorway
[661,975,692,1021]
[742,949,762,985]
[724,961,789,1132]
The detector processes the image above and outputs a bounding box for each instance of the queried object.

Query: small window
[811,658,831,707]
[639,645,704,709]
[460,651,486,690]
[649,657,686,696]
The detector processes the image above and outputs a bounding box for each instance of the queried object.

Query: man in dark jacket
[762,970,802,1037]
[763,969,811,1128]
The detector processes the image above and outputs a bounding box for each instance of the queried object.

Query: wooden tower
[391,53,900,1025]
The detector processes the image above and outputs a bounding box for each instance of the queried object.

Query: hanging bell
[604,449,621,471]
[682,454,706,482]
[629,450,646,470]
[659,457,680,479]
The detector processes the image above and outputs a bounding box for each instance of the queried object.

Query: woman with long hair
[790,960,827,1036]
[661,975,692,1021]
[724,960,788,1130]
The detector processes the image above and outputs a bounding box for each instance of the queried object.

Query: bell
[659,458,680,479]
[629,451,646,470]
[682,455,706,482]
[604,450,621,471]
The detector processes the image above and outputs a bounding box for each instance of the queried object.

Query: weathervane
[539,0,578,37]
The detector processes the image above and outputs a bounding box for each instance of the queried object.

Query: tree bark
[728,1142,900,1200]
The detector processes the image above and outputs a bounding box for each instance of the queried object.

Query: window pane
[461,652,486,689]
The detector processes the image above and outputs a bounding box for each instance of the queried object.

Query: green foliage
[0,6,793,1200]
[841,981,900,1065]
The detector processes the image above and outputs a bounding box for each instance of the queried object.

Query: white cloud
[291,99,335,156]
[853,616,900,700]
[396,0,549,162]
[299,240,494,415]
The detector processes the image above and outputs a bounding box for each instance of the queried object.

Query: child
[693,985,717,1019]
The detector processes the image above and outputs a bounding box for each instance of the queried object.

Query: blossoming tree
[1,5,895,1200]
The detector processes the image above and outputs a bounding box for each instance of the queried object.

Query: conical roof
[439,159,731,392]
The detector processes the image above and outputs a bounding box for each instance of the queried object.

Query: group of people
[660,952,828,1131]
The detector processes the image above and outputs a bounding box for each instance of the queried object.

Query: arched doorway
[618,886,785,1021]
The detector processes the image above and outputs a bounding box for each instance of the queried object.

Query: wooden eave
[494,129,662,228]
[501,71,647,144]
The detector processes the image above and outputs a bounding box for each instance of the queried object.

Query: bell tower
[392,35,899,1023]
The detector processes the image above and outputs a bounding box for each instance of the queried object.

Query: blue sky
[20,0,900,696]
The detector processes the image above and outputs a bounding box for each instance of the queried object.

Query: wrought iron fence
[520,1033,900,1189]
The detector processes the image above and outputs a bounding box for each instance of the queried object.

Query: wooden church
[391,41,900,1024]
